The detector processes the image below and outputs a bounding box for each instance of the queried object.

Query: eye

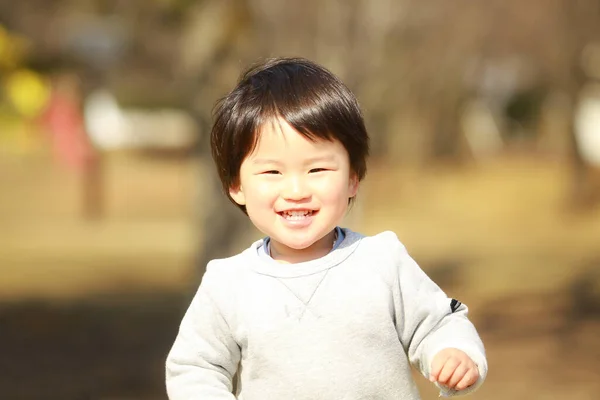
[262,170,281,175]
[309,168,328,173]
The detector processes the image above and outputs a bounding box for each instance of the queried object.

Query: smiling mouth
[278,210,316,220]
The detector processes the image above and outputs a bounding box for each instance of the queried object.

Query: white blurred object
[84,89,197,151]
[574,83,600,166]
[461,99,504,159]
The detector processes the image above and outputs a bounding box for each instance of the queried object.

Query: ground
[0,149,599,399]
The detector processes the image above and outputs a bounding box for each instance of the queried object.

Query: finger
[455,368,480,391]
[446,363,468,389]
[437,358,462,385]
[429,353,451,382]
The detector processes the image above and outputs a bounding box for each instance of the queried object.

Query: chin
[279,239,316,251]
[278,231,333,251]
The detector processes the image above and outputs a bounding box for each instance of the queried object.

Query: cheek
[245,180,279,206]
[314,178,352,203]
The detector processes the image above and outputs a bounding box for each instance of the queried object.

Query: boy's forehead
[258,117,294,136]
[254,120,329,152]
[256,117,331,144]
[241,118,346,163]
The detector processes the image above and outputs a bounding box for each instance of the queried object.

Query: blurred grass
[362,157,600,300]
[0,151,198,300]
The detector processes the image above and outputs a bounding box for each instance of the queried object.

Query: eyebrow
[250,155,339,169]
[251,155,337,165]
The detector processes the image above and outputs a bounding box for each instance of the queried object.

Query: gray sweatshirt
[166,229,487,399]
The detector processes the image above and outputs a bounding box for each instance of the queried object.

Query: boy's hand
[429,348,479,391]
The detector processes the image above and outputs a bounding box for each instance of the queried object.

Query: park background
[1,0,599,399]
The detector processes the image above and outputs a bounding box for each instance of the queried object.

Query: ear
[348,173,359,198]
[229,184,246,206]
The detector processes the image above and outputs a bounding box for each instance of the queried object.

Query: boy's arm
[391,239,488,397]
[166,267,240,400]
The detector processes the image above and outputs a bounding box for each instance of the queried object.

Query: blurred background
[1,0,599,399]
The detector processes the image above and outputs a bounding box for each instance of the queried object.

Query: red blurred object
[40,74,97,171]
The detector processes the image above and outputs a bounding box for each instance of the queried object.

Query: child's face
[230,117,358,260]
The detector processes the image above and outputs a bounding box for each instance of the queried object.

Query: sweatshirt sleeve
[390,235,488,397]
[165,264,240,400]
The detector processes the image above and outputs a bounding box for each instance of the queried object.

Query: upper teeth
[284,210,310,217]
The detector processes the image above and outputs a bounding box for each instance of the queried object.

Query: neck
[270,229,337,264]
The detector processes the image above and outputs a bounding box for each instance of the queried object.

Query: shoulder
[201,241,260,294]
[191,243,260,321]
[205,250,249,276]
[355,230,408,257]
[345,229,410,279]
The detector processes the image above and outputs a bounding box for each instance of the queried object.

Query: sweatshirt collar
[245,228,363,278]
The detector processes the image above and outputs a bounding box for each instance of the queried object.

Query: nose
[281,175,310,201]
